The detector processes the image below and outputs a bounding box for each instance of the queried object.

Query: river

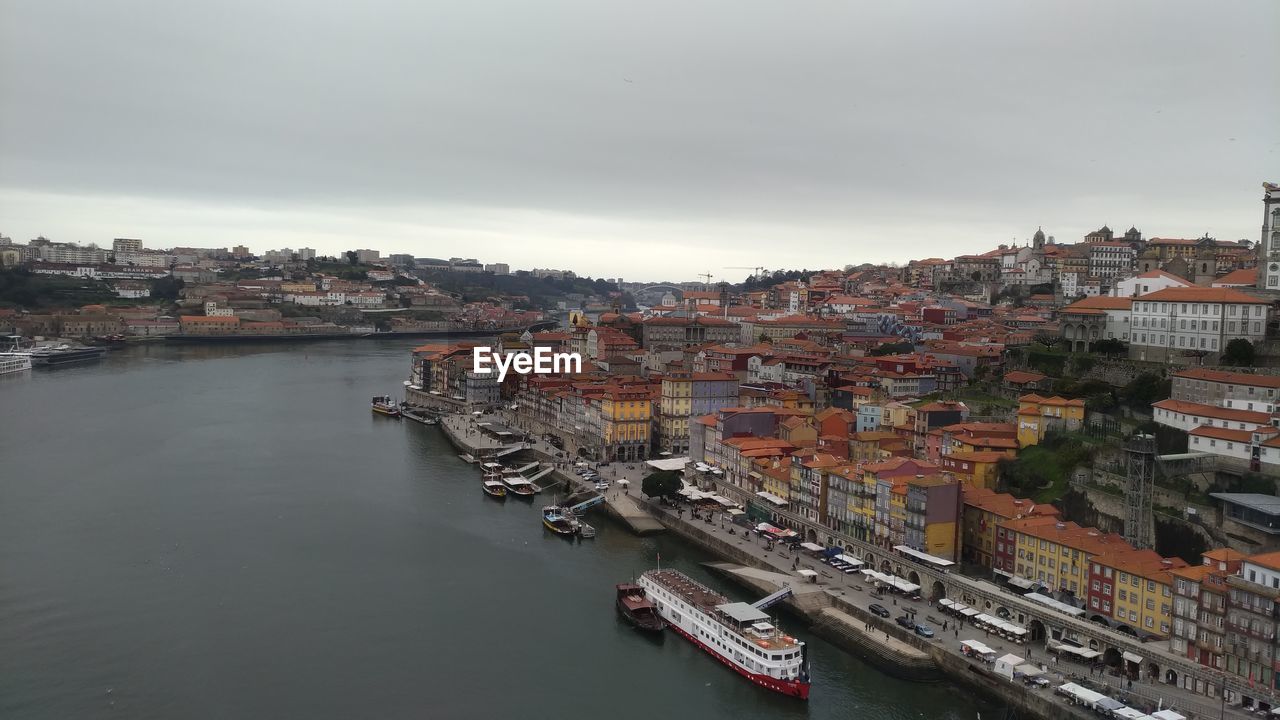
[0,340,992,719]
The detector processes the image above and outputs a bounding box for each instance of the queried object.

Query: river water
[0,341,990,719]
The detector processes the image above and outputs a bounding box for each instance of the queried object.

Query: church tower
[1260,182,1280,290]
[1033,227,1046,251]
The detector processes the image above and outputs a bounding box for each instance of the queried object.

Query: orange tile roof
[1188,426,1255,442]
[1137,286,1268,304]
[1213,267,1257,286]
[1245,551,1280,571]
[1202,548,1248,563]
[1153,399,1272,425]
[1170,368,1280,389]
[963,487,1059,519]
[1004,370,1047,384]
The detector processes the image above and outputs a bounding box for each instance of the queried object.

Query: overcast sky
[1,0,1276,282]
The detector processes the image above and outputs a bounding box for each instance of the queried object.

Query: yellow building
[659,374,692,452]
[1015,394,1086,447]
[600,386,652,461]
[1091,549,1183,637]
[1000,517,1119,598]
[940,450,1006,489]
[751,456,793,502]
[961,487,1059,569]
[779,416,817,448]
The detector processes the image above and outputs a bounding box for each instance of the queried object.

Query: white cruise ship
[638,569,810,699]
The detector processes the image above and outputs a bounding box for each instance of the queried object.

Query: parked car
[895,615,915,629]
[868,604,890,618]
[594,482,609,492]
[914,624,934,638]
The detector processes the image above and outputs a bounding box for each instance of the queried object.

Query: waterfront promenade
[434,411,664,533]
[432,408,1243,718]
[531,449,1241,720]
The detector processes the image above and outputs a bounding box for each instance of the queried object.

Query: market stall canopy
[645,457,690,472]
[755,491,789,507]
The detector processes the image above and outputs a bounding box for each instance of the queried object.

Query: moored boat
[501,471,537,498]
[482,479,507,499]
[616,582,665,632]
[27,344,107,366]
[542,505,579,536]
[638,569,810,699]
[371,395,402,418]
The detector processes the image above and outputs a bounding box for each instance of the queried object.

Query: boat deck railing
[645,569,800,650]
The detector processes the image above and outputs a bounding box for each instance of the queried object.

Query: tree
[1120,372,1170,409]
[345,250,359,265]
[641,470,683,499]
[1088,338,1128,356]
[1222,338,1256,367]
[150,276,185,301]
[1032,331,1061,349]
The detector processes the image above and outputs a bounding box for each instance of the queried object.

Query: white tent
[1151,712,1186,720]
[994,653,1023,681]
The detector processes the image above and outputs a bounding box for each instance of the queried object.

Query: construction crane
[697,272,714,285]
[724,266,768,279]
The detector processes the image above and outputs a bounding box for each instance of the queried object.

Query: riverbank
[646,501,1095,720]
[423,407,1091,719]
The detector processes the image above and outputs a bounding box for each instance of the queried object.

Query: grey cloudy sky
[1,0,1276,282]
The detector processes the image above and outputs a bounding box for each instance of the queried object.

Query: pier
[430,410,664,534]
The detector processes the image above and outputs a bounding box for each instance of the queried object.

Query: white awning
[755,491,789,507]
[893,544,955,567]
[798,569,818,577]
[645,457,690,472]
[1007,575,1037,590]
[1122,651,1143,664]
[834,554,864,567]
[800,542,825,552]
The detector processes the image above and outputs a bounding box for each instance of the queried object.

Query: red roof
[1136,287,1268,304]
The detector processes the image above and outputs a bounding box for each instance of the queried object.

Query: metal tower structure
[1124,434,1156,548]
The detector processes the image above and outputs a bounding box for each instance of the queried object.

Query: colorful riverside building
[1087,548,1186,637]
[1014,394,1086,447]
[961,487,1059,570]
[407,342,500,408]
[1168,548,1280,704]
[599,383,653,462]
[995,517,1128,607]
[658,372,740,454]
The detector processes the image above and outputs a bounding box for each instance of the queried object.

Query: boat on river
[371,395,402,418]
[541,505,579,536]
[638,569,810,700]
[27,344,107,366]
[482,479,507,499]
[616,582,665,633]
[501,471,537,498]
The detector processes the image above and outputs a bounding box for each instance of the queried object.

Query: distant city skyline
[2,0,1276,282]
